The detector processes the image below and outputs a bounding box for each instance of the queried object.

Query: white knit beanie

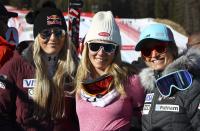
[84,11,121,45]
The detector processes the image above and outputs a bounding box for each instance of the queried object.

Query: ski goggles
[82,74,113,97]
[88,43,118,53]
[156,70,193,97]
[39,27,66,40]
[141,44,167,57]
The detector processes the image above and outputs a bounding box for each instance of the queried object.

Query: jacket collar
[21,43,34,64]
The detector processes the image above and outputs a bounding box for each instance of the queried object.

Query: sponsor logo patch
[23,79,36,88]
[145,93,154,103]
[155,104,179,112]
[142,104,151,115]
[98,32,110,37]
[0,81,6,89]
[28,88,34,99]
[47,15,62,25]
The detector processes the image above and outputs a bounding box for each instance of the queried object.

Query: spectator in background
[0,6,79,131]
[16,40,34,55]
[75,11,145,131]
[78,35,86,56]
[187,32,200,49]
[135,24,200,131]
[0,2,18,68]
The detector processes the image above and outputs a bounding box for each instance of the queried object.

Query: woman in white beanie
[75,11,145,131]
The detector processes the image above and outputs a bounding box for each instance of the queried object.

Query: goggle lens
[156,70,193,97]
[82,74,113,97]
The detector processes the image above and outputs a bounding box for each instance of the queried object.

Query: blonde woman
[75,11,145,131]
[0,7,79,131]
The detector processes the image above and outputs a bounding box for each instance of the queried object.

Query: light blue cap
[135,24,175,51]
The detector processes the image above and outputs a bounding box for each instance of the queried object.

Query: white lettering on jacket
[155,104,179,112]
[23,79,36,88]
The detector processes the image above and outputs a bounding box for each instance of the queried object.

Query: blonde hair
[75,43,138,95]
[32,35,78,119]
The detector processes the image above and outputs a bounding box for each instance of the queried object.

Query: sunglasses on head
[141,44,167,57]
[88,43,118,53]
[39,27,65,40]
[82,74,113,97]
[156,70,193,97]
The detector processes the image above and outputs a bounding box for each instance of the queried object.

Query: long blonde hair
[75,43,138,95]
[32,35,78,119]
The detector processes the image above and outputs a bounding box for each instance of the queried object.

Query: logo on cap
[47,15,62,25]
[145,34,150,38]
[98,32,110,37]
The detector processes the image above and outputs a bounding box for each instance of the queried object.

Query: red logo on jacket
[98,32,110,37]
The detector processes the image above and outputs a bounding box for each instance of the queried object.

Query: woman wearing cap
[0,7,79,131]
[75,11,145,131]
[135,24,200,131]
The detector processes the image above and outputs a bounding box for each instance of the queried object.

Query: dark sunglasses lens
[156,70,192,96]
[40,29,51,39]
[40,28,64,40]
[103,44,116,53]
[89,43,101,52]
[155,45,167,53]
[141,49,151,57]
[53,28,65,38]
[89,43,116,53]
[141,45,166,57]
